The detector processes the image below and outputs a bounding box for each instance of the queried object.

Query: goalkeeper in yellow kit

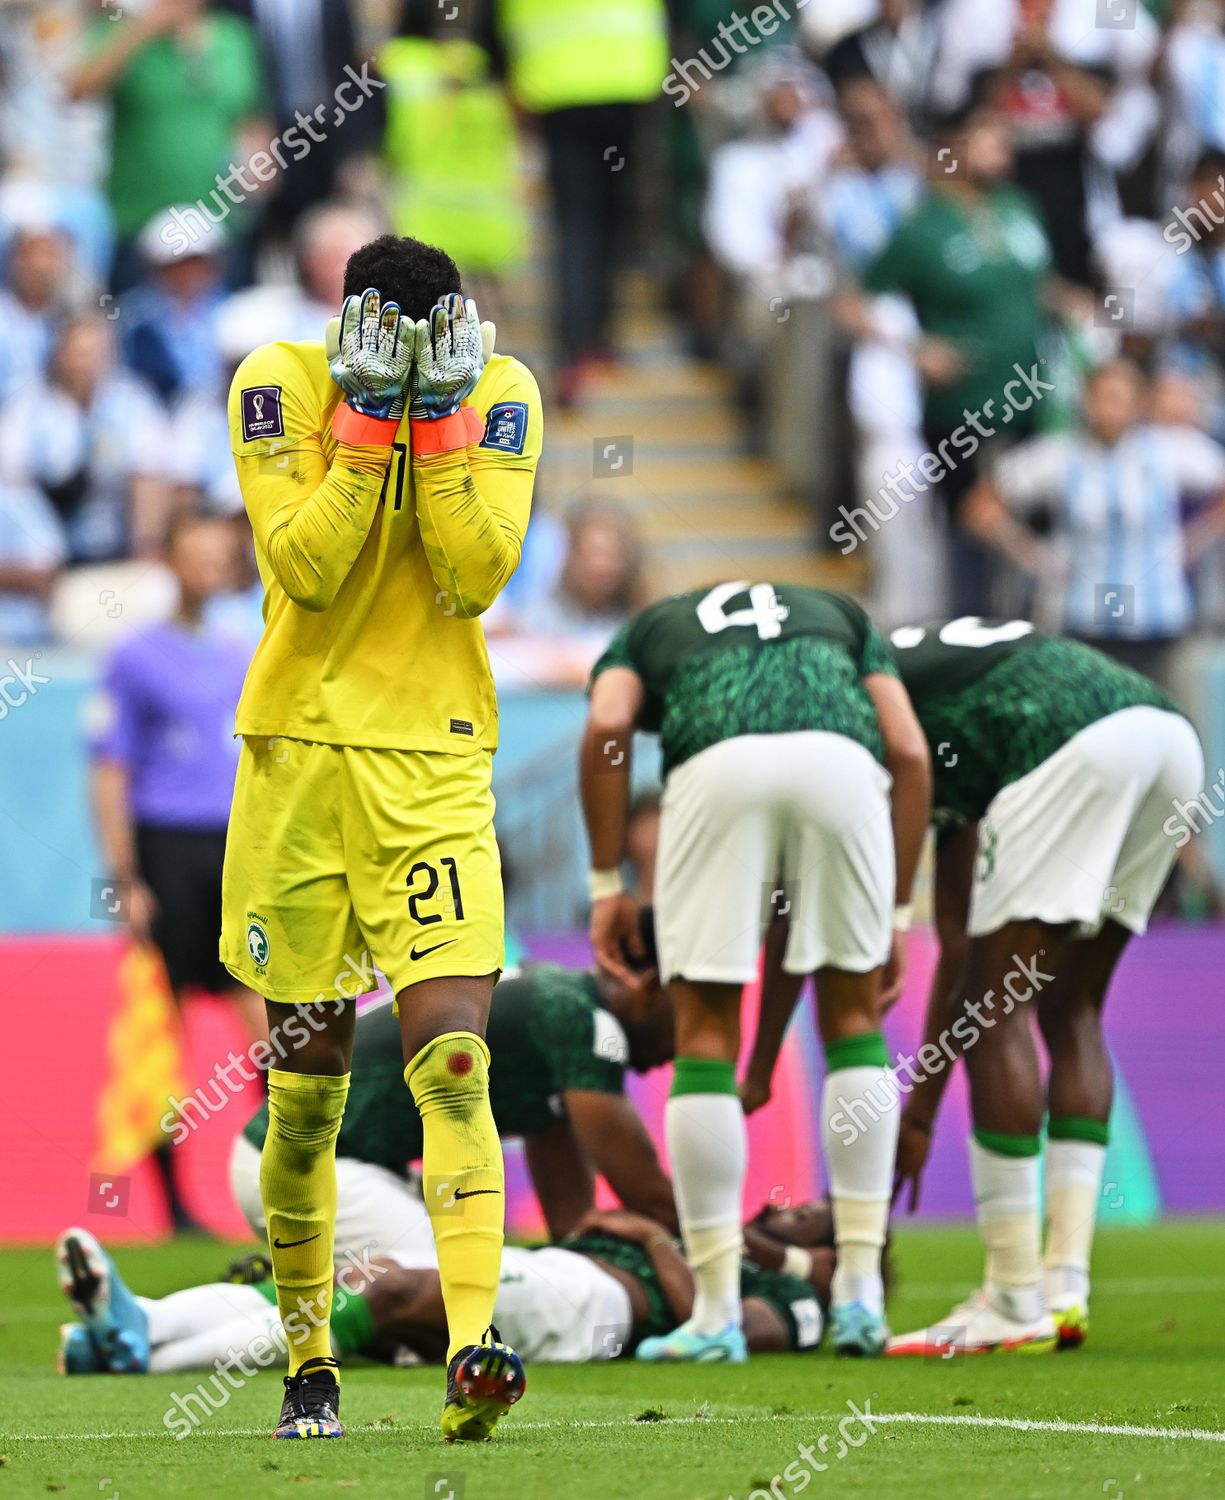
[220,235,541,1442]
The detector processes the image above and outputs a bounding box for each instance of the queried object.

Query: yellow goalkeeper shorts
[221,736,504,1004]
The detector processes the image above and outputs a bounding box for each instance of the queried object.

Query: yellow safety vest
[498,0,668,112]
[380,37,527,275]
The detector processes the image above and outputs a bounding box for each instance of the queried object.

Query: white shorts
[969,706,1204,938]
[655,731,894,983]
[491,1246,633,1364]
[141,1283,286,1375]
[230,1136,633,1362]
[229,1134,439,1270]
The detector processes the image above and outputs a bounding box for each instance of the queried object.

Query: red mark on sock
[448,1051,474,1076]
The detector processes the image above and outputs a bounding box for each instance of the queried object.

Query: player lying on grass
[221,233,542,1440]
[228,949,677,1271]
[582,583,931,1360]
[55,1203,842,1384]
[882,619,1205,1355]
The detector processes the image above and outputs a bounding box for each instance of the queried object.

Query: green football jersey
[591,583,897,777]
[558,1233,823,1351]
[863,185,1050,433]
[890,618,1182,827]
[243,963,628,1175]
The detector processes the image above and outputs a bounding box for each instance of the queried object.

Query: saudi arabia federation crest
[246,920,270,967]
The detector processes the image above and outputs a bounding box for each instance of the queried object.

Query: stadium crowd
[0,0,658,667]
[3,0,1225,677]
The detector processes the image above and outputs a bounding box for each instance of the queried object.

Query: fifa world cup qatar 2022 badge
[241,386,285,443]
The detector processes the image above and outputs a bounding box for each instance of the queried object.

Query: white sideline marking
[869,1412,1225,1443]
[10,1412,1224,1444]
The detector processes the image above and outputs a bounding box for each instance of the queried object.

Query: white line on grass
[869,1412,1225,1443]
[10,1412,1224,1444]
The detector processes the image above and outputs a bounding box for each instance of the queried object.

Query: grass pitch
[3,1222,1222,1499]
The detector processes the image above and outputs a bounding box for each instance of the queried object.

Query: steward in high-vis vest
[494,0,669,403]
[497,0,669,112]
[380,35,527,279]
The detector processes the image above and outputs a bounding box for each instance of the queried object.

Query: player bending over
[221,235,541,1439]
[228,952,677,1263]
[883,618,1204,1354]
[54,1204,841,1382]
[581,583,931,1360]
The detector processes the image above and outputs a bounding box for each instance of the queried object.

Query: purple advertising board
[524,925,1225,1222]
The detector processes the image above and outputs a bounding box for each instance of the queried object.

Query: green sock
[670,1055,738,1097]
[1047,1115,1109,1146]
[973,1127,1042,1157]
[824,1032,890,1073]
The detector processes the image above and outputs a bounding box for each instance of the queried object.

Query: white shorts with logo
[969,706,1204,938]
[229,1134,439,1270]
[491,1246,633,1364]
[655,731,895,983]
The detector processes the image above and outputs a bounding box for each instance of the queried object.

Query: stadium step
[498,268,855,593]
[644,550,862,597]
[490,164,859,594]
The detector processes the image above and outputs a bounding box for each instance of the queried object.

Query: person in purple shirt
[89,511,263,1227]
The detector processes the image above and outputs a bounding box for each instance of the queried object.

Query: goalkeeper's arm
[230,297,408,612]
[413,438,534,618]
[251,442,391,613]
[408,296,540,618]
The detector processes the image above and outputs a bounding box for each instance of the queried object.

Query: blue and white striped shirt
[995,425,1225,639]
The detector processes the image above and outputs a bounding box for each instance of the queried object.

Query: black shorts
[135,824,232,995]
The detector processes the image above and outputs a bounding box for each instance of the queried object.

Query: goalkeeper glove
[326,286,412,446]
[409,293,497,454]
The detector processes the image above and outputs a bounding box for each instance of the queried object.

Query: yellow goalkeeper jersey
[227,339,542,753]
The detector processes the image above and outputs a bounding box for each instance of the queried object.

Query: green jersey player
[884,618,1204,1356]
[230,959,677,1265]
[582,582,932,1360]
[55,1201,841,1379]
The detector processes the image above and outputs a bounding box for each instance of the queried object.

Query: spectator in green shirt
[858,99,1055,611]
[67,0,266,292]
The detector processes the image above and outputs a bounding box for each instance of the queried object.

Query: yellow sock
[261,1067,350,1377]
[406,1031,504,1362]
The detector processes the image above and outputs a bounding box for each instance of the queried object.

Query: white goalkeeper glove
[409,293,496,420]
[326,287,412,446]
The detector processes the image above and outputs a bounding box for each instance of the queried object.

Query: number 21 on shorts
[407,857,465,924]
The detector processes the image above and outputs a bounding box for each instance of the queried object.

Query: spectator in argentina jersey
[229,957,677,1264]
[884,617,1205,1357]
[961,359,1225,687]
[582,583,932,1361]
[54,1204,838,1380]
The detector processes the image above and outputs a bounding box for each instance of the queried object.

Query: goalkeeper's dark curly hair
[342,234,462,321]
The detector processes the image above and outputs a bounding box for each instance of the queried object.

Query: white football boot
[887,1287,1057,1357]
